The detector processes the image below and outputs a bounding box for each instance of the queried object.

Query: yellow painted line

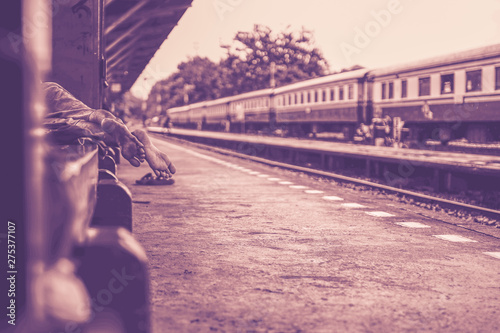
[305,190,324,194]
[365,211,395,217]
[433,235,477,242]
[341,203,367,208]
[395,222,431,228]
[322,196,344,201]
[484,252,500,259]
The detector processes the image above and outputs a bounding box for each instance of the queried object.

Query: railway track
[151,131,500,225]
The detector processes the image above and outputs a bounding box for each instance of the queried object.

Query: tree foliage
[221,24,329,94]
[146,24,330,115]
[146,56,227,116]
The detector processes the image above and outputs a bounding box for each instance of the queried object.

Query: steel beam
[107,35,140,64]
[106,18,147,53]
[105,0,148,36]
[107,47,135,72]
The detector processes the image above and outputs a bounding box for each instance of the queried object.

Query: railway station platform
[149,127,500,194]
[154,128,500,173]
[117,134,500,332]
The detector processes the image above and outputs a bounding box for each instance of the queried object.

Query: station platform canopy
[105,0,193,93]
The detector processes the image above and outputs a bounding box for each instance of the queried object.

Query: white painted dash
[279,181,293,185]
[341,203,367,208]
[248,172,260,175]
[365,211,395,217]
[484,252,500,259]
[257,174,270,178]
[433,235,477,242]
[267,178,281,181]
[322,196,344,201]
[395,222,431,228]
[305,190,324,194]
[290,185,308,189]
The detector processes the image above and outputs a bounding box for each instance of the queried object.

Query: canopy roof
[105,0,192,92]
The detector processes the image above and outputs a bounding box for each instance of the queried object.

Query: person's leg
[132,129,176,178]
[43,82,146,167]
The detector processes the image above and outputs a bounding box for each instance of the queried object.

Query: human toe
[168,163,176,174]
[129,157,141,167]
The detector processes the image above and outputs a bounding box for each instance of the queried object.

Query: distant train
[166,44,500,144]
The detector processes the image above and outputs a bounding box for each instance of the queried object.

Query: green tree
[146,56,227,116]
[146,25,331,114]
[221,24,330,94]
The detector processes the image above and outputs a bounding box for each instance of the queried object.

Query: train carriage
[169,105,192,128]
[189,101,207,130]
[273,69,369,138]
[166,44,500,145]
[227,88,273,133]
[204,97,231,131]
[369,44,500,143]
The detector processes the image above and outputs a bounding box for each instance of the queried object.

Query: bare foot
[132,129,176,177]
[101,118,145,167]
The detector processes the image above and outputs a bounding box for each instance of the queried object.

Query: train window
[496,67,500,90]
[330,89,335,101]
[401,80,407,98]
[381,83,387,99]
[348,85,354,99]
[466,70,481,92]
[322,90,326,102]
[441,74,454,94]
[388,82,394,99]
[419,77,431,96]
[339,87,344,100]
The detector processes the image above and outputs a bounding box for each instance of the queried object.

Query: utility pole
[270,61,276,88]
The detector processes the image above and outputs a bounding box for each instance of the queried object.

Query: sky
[130,0,500,99]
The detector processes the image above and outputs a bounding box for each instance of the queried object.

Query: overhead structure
[105,0,193,94]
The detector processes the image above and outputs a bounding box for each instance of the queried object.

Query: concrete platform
[118,135,500,333]
[152,127,500,175]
